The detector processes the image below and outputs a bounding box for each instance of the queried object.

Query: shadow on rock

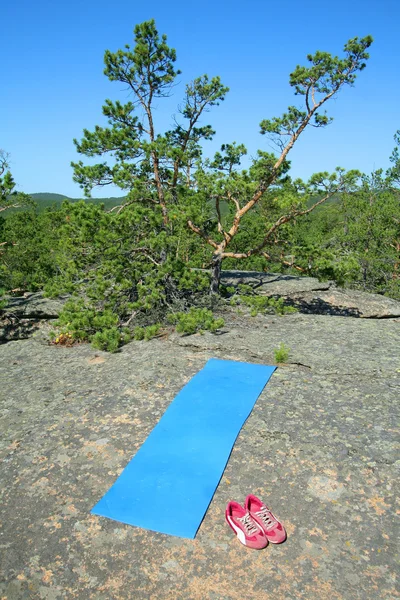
[0,315,42,343]
[288,297,362,317]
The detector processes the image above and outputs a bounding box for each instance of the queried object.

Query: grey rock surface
[0,309,399,599]
[4,293,65,319]
[221,270,332,294]
[0,294,66,343]
[220,271,400,318]
[290,287,400,318]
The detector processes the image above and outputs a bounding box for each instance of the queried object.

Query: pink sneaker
[245,495,287,544]
[225,501,268,549]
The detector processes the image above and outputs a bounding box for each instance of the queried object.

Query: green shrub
[51,299,129,351]
[240,295,270,316]
[220,285,236,298]
[267,297,297,316]
[237,294,297,316]
[0,294,7,312]
[133,324,161,341]
[168,308,224,335]
[273,343,291,363]
[92,327,129,353]
[237,283,254,295]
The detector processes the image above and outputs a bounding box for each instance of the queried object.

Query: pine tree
[0,150,32,214]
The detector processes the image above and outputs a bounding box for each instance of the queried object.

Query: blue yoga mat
[92,358,275,538]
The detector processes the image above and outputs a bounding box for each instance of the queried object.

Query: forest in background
[1,21,399,351]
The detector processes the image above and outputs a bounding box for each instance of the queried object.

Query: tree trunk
[210,253,222,295]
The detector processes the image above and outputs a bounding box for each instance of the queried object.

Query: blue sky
[1,0,399,197]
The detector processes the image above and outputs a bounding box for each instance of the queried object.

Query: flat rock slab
[289,288,400,318]
[3,293,65,319]
[0,311,399,599]
[221,271,332,294]
[220,271,400,318]
[0,294,67,343]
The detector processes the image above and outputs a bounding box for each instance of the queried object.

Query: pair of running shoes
[225,494,286,549]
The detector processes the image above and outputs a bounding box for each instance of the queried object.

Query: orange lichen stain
[113,414,137,425]
[41,568,53,584]
[31,455,48,464]
[299,459,318,473]
[283,519,296,537]
[32,476,49,488]
[367,496,390,516]
[123,387,137,396]
[97,575,131,599]
[309,527,328,540]
[38,463,55,474]
[323,468,338,477]
[7,439,21,450]
[16,573,26,581]
[365,566,385,578]
[43,515,62,530]
[87,355,106,364]
[86,517,102,535]
[308,577,342,600]
[82,440,111,457]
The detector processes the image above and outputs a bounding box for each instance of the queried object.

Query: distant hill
[30,193,126,211]
[3,190,341,218]
[31,193,77,203]
[1,193,127,216]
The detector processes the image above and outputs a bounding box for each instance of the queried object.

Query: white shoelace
[238,513,259,535]
[256,508,277,530]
